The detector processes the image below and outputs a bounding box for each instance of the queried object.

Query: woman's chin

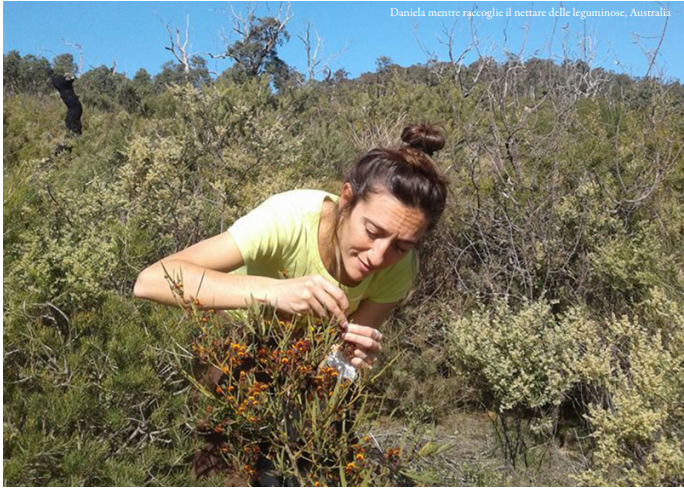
[340,263,364,285]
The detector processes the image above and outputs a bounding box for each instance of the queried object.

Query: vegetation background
[4,5,684,486]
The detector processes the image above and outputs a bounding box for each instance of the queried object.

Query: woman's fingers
[353,347,377,363]
[299,284,327,317]
[302,276,349,324]
[350,357,365,369]
[341,324,382,352]
[313,276,350,322]
[342,333,382,352]
[346,323,383,341]
[276,274,349,324]
[306,282,344,323]
[350,354,376,369]
[340,324,382,370]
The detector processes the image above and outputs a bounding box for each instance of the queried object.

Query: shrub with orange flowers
[166,271,439,486]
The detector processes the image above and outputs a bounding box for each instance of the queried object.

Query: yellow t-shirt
[228,189,418,315]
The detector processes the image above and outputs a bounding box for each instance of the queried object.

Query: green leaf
[339,462,347,487]
[401,469,439,485]
[418,440,458,457]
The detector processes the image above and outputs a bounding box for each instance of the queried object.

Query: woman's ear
[339,182,353,208]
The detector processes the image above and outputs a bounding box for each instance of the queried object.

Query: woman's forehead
[354,191,428,237]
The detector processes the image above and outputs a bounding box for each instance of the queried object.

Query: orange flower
[344,462,356,474]
[385,447,401,462]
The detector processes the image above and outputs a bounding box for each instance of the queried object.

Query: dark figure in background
[51,73,83,135]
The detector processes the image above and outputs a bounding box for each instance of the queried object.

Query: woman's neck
[318,198,337,278]
[318,198,357,287]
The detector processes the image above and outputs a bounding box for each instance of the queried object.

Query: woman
[134,123,448,371]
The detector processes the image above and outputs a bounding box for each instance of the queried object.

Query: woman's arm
[134,232,350,321]
[134,231,273,308]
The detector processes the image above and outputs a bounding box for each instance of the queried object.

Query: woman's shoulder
[258,190,338,220]
[374,250,419,281]
[229,190,336,264]
[264,189,337,207]
[364,250,419,303]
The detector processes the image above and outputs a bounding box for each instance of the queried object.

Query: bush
[574,288,684,486]
[446,289,684,481]
[448,299,582,466]
[173,274,441,486]
[2,294,200,486]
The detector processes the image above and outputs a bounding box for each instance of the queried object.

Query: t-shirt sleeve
[366,250,419,303]
[228,196,290,266]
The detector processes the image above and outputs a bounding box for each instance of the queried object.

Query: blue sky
[3,1,683,82]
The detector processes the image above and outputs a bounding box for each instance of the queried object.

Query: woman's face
[337,184,429,284]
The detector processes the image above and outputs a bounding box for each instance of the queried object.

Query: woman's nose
[368,239,391,267]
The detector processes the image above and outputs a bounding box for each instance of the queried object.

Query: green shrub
[575,288,684,486]
[175,277,443,486]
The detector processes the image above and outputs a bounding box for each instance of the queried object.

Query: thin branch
[158,13,192,72]
[60,39,83,75]
[297,19,347,81]
[413,20,438,65]
[645,4,670,78]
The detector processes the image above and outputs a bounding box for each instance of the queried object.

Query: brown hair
[328,123,449,282]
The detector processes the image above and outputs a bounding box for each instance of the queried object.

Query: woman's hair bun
[401,123,446,156]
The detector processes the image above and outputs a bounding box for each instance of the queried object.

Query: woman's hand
[341,323,383,369]
[267,275,350,325]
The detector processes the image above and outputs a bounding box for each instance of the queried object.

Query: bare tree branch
[158,13,192,73]
[60,39,83,75]
[297,20,347,82]
[412,20,438,65]
[644,3,670,78]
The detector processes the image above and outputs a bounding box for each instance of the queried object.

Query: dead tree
[160,13,192,73]
[51,73,82,136]
[297,20,347,82]
[210,2,292,77]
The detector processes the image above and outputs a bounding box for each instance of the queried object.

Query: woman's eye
[395,244,409,253]
[366,229,378,239]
